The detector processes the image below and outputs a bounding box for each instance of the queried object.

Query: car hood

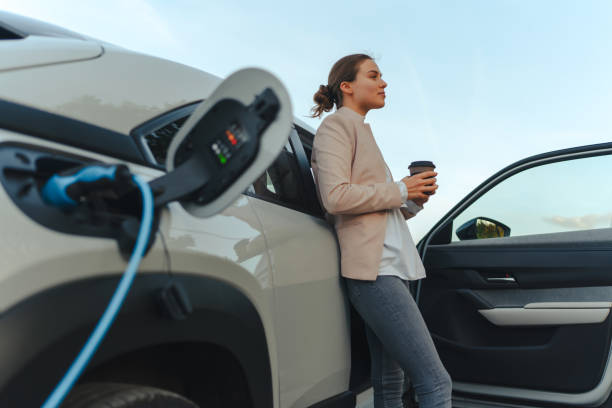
[0,35,103,72]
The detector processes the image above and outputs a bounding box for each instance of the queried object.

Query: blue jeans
[344,275,452,408]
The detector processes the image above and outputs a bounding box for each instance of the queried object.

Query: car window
[451,153,612,241]
[247,140,308,212]
[0,11,88,40]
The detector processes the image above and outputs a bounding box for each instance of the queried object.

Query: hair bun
[323,84,334,101]
[311,83,336,118]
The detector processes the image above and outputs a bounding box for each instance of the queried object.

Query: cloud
[543,213,612,229]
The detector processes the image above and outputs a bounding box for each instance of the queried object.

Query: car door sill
[453,370,612,407]
[452,394,551,408]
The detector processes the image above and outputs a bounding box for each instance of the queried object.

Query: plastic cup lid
[409,161,435,168]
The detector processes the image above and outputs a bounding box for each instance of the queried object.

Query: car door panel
[417,144,612,406]
[422,236,612,393]
[421,282,611,393]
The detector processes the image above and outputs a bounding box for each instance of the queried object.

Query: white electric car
[1,10,612,408]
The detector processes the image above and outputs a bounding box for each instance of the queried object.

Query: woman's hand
[400,171,438,200]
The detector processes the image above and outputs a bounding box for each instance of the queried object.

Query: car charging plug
[39,167,154,408]
[41,163,135,209]
[40,163,159,258]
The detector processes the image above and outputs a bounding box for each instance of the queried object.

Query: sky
[3,0,612,241]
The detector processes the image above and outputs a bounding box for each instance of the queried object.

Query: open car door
[416,142,612,407]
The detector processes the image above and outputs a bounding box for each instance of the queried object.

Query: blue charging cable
[41,173,154,408]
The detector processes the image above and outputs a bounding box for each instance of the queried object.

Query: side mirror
[149,67,293,217]
[455,217,511,240]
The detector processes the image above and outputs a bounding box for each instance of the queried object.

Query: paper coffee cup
[409,161,436,195]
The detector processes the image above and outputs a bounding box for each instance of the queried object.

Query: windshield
[0,10,87,40]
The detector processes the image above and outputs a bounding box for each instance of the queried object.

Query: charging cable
[40,172,154,408]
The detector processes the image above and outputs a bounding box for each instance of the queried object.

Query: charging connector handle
[41,164,132,209]
[40,173,154,408]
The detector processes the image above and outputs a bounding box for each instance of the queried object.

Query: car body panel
[155,198,282,408]
[0,36,102,71]
[0,43,221,136]
[0,12,340,408]
[0,129,166,312]
[248,196,351,407]
[0,128,282,406]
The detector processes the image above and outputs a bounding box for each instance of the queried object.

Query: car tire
[61,382,199,408]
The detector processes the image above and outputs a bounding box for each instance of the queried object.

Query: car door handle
[486,277,516,283]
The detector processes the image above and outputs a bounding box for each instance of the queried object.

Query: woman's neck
[340,100,368,117]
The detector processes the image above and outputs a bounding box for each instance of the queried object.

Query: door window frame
[413,143,612,304]
[244,127,324,218]
[418,143,612,251]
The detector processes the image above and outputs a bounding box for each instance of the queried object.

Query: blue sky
[3,0,612,240]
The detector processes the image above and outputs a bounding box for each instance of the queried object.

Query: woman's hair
[310,53,373,118]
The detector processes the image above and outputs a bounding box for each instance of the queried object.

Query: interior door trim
[478,303,611,326]
[453,332,612,406]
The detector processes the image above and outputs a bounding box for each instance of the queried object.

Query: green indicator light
[219,154,226,164]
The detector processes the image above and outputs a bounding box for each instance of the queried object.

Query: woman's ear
[339,81,353,96]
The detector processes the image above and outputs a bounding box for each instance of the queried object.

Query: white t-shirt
[377,165,427,281]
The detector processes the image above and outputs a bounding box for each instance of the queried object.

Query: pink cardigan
[311,106,413,281]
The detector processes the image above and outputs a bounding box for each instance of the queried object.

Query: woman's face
[342,59,387,110]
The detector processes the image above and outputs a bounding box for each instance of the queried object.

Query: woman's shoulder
[316,109,355,137]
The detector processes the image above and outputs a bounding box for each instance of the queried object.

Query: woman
[309,54,452,408]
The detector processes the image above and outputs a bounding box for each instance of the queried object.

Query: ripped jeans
[344,275,452,408]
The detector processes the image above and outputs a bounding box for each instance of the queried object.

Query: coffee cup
[409,161,436,195]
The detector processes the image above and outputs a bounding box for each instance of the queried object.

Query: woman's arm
[400,207,416,220]
[396,180,424,220]
[311,116,403,215]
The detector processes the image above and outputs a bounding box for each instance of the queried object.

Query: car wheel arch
[0,272,273,408]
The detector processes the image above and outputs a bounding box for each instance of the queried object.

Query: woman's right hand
[401,171,438,200]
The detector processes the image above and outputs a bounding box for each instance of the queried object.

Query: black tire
[61,382,199,408]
